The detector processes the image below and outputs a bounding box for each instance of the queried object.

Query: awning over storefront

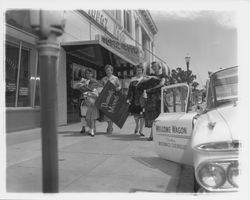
[61,35,140,67]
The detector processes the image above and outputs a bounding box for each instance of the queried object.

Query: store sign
[6,83,16,92]
[100,36,139,64]
[113,24,125,43]
[19,87,29,96]
[88,10,108,29]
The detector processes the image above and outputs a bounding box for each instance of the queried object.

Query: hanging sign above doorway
[98,35,140,65]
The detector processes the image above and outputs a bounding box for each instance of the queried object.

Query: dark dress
[144,74,166,128]
[127,78,144,117]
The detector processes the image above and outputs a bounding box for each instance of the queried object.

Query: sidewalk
[6,116,181,193]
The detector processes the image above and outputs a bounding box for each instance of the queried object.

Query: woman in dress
[84,79,100,137]
[127,64,145,136]
[144,61,166,141]
[101,65,121,134]
[79,69,95,134]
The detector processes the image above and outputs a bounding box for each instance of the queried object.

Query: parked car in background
[153,66,239,192]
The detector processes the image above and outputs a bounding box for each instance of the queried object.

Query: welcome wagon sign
[95,81,130,128]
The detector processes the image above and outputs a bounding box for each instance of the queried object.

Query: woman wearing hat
[127,64,145,136]
[84,79,102,137]
[144,61,167,141]
[101,65,121,134]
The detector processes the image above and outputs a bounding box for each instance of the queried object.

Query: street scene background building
[3,4,246,196]
[5,10,158,132]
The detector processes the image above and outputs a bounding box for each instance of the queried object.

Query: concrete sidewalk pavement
[6,116,182,193]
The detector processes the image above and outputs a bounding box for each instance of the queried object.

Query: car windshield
[211,67,238,107]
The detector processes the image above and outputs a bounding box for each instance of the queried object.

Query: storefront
[5,10,158,132]
[61,35,140,123]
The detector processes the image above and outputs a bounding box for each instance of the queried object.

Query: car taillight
[195,140,240,152]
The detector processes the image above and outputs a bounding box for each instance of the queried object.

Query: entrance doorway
[66,54,100,123]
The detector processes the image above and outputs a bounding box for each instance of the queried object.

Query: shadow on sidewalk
[132,156,180,192]
[58,131,109,137]
[58,131,85,137]
[106,134,148,141]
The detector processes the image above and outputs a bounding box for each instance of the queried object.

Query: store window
[5,43,19,107]
[34,64,40,107]
[5,42,39,108]
[124,10,131,34]
[17,47,31,106]
[115,10,122,24]
[5,10,36,35]
[107,10,122,24]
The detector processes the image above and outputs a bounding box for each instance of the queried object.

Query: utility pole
[185,55,191,110]
[30,10,65,193]
[185,55,191,85]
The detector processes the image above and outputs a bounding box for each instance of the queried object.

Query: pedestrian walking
[76,69,96,134]
[144,61,166,141]
[101,65,121,134]
[84,79,101,137]
[126,64,145,136]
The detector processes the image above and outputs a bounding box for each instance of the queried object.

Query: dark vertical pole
[38,41,60,193]
[186,61,189,86]
[30,10,64,193]
[186,60,190,111]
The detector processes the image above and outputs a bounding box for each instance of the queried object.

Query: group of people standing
[77,61,167,141]
[127,61,166,141]
[78,65,121,137]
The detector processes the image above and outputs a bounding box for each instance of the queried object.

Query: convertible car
[153,66,239,192]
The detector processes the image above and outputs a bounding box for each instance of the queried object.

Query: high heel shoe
[80,126,85,134]
[134,129,138,134]
[106,127,113,134]
[90,129,95,137]
[139,131,144,136]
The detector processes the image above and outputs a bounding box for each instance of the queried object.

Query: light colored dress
[85,89,100,120]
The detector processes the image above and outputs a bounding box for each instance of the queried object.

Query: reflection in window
[5,43,19,107]
[5,42,38,108]
[124,10,131,34]
[5,10,36,35]
[213,67,238,105]
[17,48,30,106]
[163,86,188,113]
[34,63,40,107]
[107,10,121,23]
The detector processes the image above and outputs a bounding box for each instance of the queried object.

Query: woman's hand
[116,87,121,92]
[146,88,151,93]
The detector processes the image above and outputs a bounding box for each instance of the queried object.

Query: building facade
[5,10,158,132]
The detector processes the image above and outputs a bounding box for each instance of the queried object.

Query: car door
[153,83,197,166]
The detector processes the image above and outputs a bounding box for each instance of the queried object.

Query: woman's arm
[101,77,106,86]
[126,81,133,102]
[146,77,166,92]
[115,77,121,91]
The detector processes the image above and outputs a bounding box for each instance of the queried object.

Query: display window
[5,43,19,107]
[5,41,39,108]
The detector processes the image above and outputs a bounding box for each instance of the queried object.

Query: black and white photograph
[1,0,250,199]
